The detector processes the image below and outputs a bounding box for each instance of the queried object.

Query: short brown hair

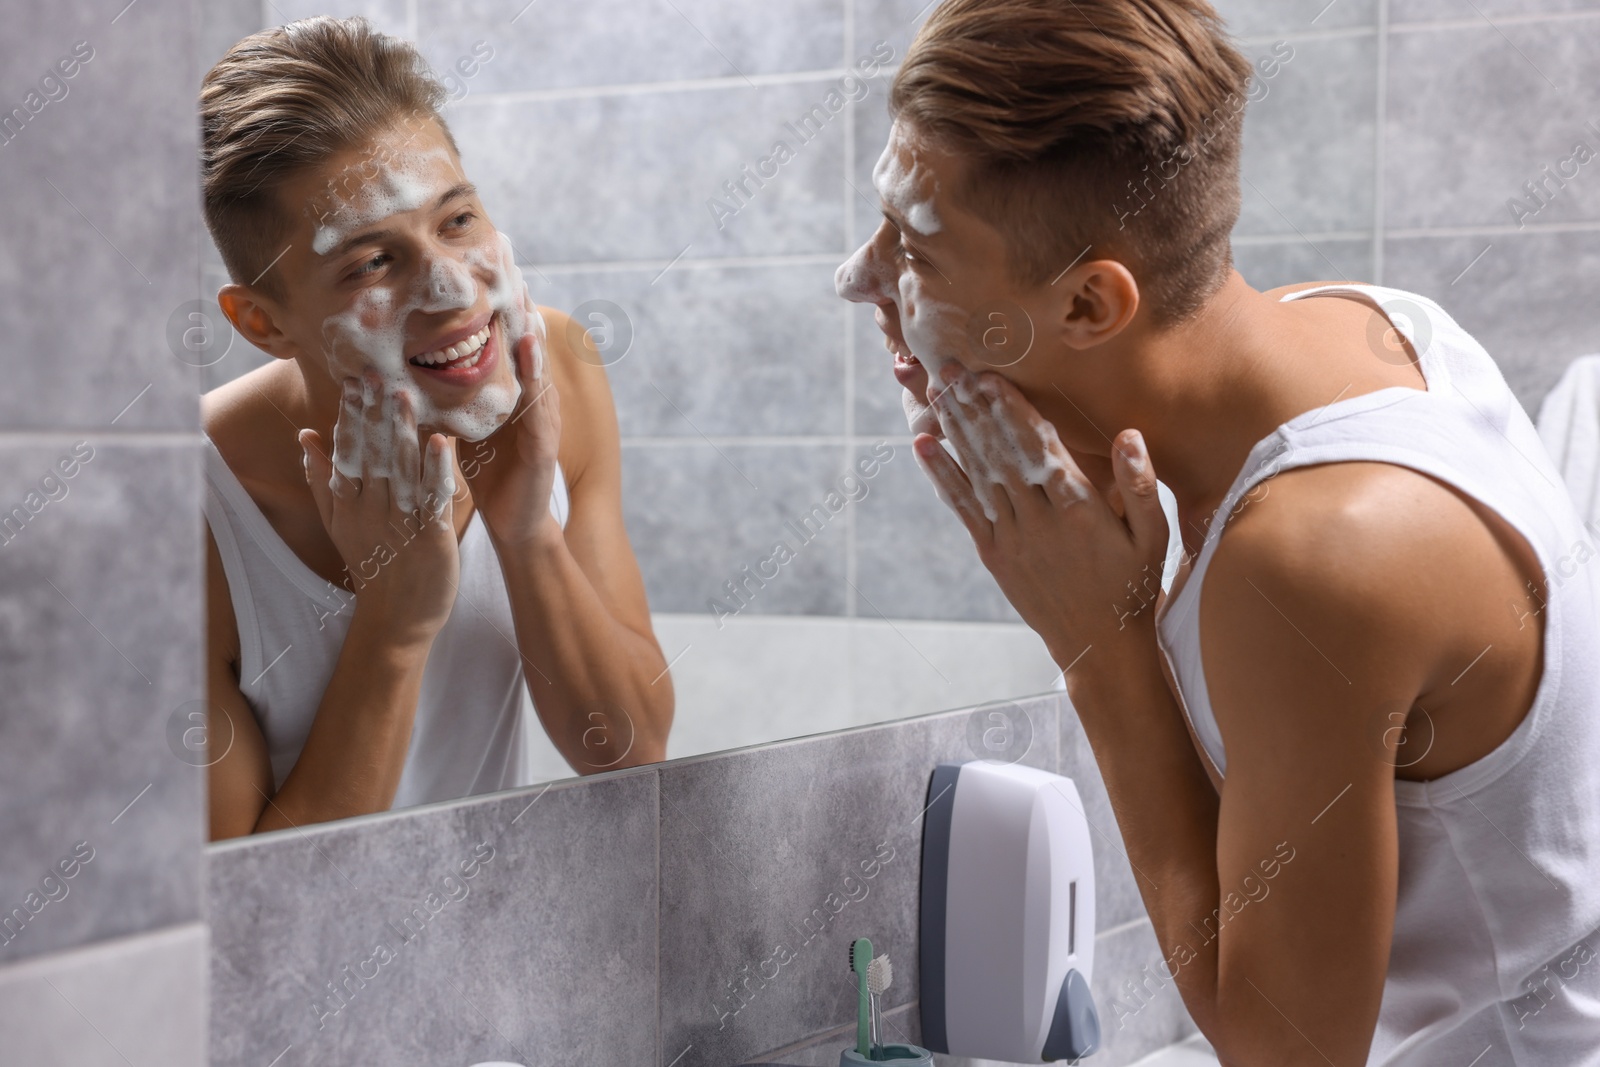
[199,16,456,297]
[890,0,1254,328]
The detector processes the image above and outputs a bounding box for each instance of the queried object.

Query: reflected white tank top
[202,434,572,809]
[1155,284,1600,1063]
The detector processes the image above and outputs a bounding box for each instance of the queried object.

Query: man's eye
[350,253,391,278]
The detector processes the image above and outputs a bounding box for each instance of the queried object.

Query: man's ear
[1055,259,1140,350]
[218,283,299,362]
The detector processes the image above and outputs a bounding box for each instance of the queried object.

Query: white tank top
[202,434,571,809]
[1155,284,1600,1063]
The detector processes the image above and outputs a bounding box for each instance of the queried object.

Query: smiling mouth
[884,332,920,366]
[410,319,492,370]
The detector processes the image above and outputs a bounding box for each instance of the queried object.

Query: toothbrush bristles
[867,954,893,994]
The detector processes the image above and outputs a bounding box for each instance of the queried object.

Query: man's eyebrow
[882,205,933,240]
[438,181,477,209]
[324,182,480,260]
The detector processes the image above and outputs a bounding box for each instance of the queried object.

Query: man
[838,0,1600,1061]
[198,17,672,839]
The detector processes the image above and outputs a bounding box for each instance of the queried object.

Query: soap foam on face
[314,144,532,489]
[835,121,960,438]
[872,122,942,236]
[321,228,530,486]
[311,146,453,256]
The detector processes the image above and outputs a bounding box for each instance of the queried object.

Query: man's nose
[418,253,475,313]
[835,240,889,304]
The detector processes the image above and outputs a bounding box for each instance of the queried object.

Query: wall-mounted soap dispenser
[919,760,1101,1062]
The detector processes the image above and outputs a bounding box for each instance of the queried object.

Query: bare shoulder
[534,304,621,488]
[1208,460,1541,692]
[200,362,290,478]
[1217,462,1478,611]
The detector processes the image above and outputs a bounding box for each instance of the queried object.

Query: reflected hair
[199,16,458,298]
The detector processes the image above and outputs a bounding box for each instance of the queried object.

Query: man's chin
[427,408,513,444]
[413,366,521,443]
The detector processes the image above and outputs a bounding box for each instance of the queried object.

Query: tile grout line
[448,67,858,107]
[518,217,1600,279]
[433,9,1600,109]
[0,431,202,446]
[1231,24,1378,47]
[655,767,663,1067]
[1230,9,1600,48]
[1388,220,1600,237]
[1374,0,1389,285]
[1097,915,1156,941]
[0,920,208,979]
[1052,689,1064,782]
[1231,231,1374,245]
[1389,8,1600,34]
[843,0,859,624]
[619,436,914,447]
[526,252,847,274]
[759,1001,921,1061]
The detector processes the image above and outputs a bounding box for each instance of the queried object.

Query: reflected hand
[300,369,461,645]
[465,294,562,548]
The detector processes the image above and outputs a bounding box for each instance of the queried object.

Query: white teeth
[411,324,491,368]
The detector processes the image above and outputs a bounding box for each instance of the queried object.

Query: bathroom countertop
[1129,1034,1220,1066]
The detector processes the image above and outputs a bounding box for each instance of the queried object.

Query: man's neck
[1051,272,1305,525]
[287,357,343,445]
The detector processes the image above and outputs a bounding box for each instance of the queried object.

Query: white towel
[1535,354,1600,527]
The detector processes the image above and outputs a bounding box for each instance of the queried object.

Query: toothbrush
[866,954,893,1055]
[849,937,874,1058]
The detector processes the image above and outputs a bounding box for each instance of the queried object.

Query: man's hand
[464,291,563,548]
[300,369,461,647]
[912,361,1169,663]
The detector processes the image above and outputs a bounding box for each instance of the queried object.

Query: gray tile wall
[205,691,1198,1066]
[1217,0,1600,418]
[0,0,209,1060]
[206,768,660,1067]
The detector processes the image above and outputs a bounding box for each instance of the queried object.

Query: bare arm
[479,306,672,772]
[204,523,274,841]
[247,613,438,834]
[205,527,441,839]
[1065,470,1450,1064]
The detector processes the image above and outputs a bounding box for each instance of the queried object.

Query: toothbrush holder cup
[839,1044,934,1065]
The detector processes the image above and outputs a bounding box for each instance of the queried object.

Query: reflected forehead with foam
[307,125,468,257]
